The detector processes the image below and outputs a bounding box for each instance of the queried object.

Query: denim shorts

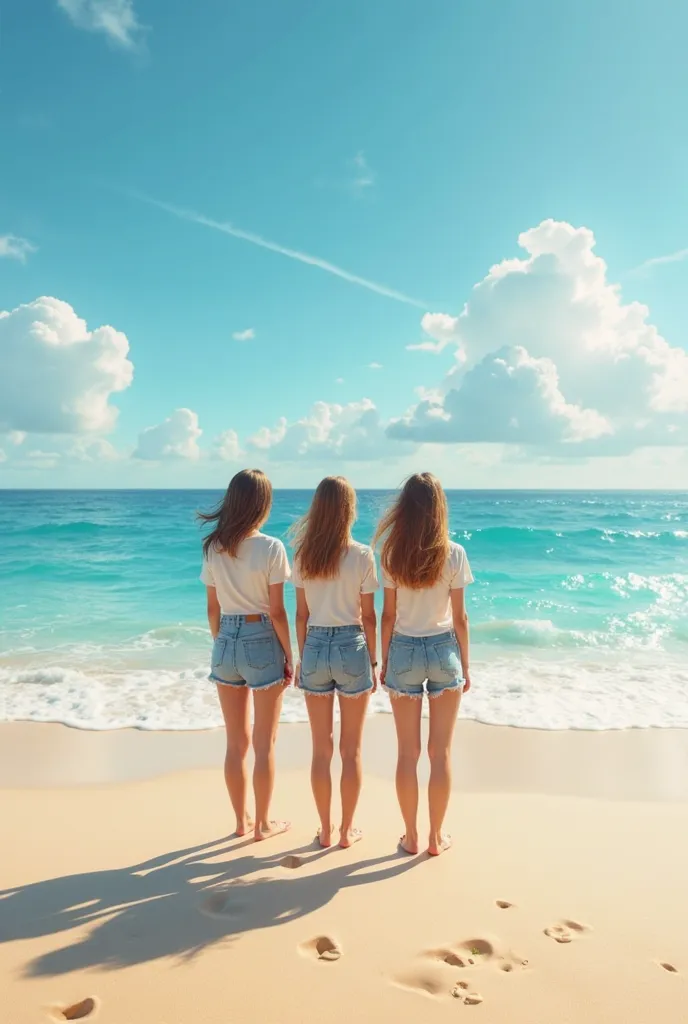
[384,631,463,698]
[299,625,373,698]
[209,615,285,690]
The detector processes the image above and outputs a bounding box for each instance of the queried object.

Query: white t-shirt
[383,541,473,637]
[292,541,379,627]
[200,533,290,615]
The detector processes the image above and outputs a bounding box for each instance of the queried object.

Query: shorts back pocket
[243,637,276,671]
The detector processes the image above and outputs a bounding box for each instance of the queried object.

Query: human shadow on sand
[0,835,419,976]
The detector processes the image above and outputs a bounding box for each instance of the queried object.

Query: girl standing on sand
[375,473,472,857]
[292,477,379,849]
[199,469,293,842]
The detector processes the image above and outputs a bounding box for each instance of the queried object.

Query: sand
[1,721,687,1023]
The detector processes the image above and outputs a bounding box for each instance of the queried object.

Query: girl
[292,477,378,849]
[199,469,293,842]
[375,473,472,857]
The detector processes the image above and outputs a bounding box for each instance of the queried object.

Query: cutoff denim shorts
[210,615,285,690]
[384,631,463,698]
[299,625,373,698]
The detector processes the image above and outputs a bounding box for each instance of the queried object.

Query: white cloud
[9,431,26,446]
[213,429,242,462]
[232,328,255,342]
[57,0,143,48]
[335,377,345,384]
[368,362,383,370]
[0,297,133,434]
[134,409,202,461]
[350,151,375,193]
[247,399,413,462]
[0,235,37,262]
[407,312,462,353]
[389,219,688,452]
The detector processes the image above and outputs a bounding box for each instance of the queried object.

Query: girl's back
[293,540,377,626]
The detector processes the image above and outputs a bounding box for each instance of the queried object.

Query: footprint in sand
[50,998,98,1021]
[280,855,303,869]
[452,981,484,1005]
[544,920,590,944]
[496,900,514,910]
[659,962,679,974]
[299,936,342,962]
[427,938,528,973]
[200,889,246,918]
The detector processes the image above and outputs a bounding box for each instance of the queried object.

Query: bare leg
[252,684,290,841]
[215,684,251,835]
[338,692,370,847]
[305,694,335,846]
[427,688,461,855]
[390,695,422,854]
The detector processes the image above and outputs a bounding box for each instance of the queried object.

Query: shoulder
[448,541,467,566]
[349,540,374,559]
[259,533,288,557]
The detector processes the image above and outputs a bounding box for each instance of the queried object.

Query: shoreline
[2,718,687,801]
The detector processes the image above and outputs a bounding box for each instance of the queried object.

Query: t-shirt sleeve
[450,546,474,589]
[268,540,291,585]
[381,568,397,590]
[200,554,214,586]
[291,557,303,588]
[360,547,379,594]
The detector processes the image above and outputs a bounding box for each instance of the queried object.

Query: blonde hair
[291,476,357,580]
[198,469,272,557]
[374,472,449,589]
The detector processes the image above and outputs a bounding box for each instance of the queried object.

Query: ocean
[1,490,687,732]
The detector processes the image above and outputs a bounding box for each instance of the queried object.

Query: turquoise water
[1,490,687,730]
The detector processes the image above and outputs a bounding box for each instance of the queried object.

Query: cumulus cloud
[213,429,242,462]
[134,409,202,461]
[232,328,255,342]
[9,431,26,446]
[247,399,413,462]
[368,362,383,370]
[0,235,37,262]
[407,312,462,353]
[57,0,143,48]
[390,219,688,452]
[0,297,133,434]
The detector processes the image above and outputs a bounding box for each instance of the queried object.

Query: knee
[427,741,451,766]
[339,740,362,768]
[252,732,277,761]
[227,734,250,760]
[312,739,334,768]
[398,744,422,767]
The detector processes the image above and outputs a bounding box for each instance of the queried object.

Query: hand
[371,664,379,693]
[462,670,471,694]
[284,659,294,686]
[380,661,387,686]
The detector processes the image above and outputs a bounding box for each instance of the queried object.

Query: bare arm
[451,587,471,692]
[380,587,397,683]
[360,592,378,690]
[295,587,310,662]
[269,582,294,682]
[206,586,221,639]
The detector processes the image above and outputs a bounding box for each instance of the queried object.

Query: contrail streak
[127,191,428,309]
[633,247,688,273]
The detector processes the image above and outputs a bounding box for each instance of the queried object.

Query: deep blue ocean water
[1,490,687,730]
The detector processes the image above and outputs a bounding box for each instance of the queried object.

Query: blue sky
[1,0,687,488]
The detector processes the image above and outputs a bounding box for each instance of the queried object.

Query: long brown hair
[198,469,272,557]
[374,472,449,589]
[291,476,357,580]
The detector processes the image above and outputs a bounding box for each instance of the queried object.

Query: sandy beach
[2,720,687,1024]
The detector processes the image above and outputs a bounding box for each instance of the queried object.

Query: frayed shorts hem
[383,682,461,700]
[299,685,373,699]
[210,673,286,691]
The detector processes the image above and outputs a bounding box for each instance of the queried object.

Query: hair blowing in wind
[198,469,272,557]
[291,476,357,580]
[374,472,450,589]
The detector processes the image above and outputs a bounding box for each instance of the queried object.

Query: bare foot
[399,834,419,855]
[339,827,362,848]
[317,826,334,848]
[234,816,254,837]
[254,820,291,842]
[428,832,452,856]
